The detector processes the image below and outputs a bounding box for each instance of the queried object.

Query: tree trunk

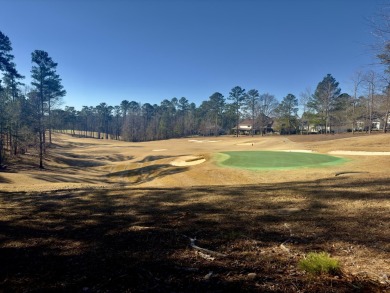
[13,126,18,155]
[0,126,3,167]
[9,128,13,156]
[39,127,44,169]
[236,108,239,137]
[49,99,52,144]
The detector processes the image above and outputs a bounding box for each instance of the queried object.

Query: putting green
[216,151,346,170]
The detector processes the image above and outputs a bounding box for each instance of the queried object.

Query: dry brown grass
[0,132,389,292]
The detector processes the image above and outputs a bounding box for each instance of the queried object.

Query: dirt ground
[0,132,389,292]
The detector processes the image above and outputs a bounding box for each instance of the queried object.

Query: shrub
[298,252,340,275]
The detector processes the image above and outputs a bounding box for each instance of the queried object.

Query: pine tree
[31,50,65,168]
[228,86,246,137]
[308,74,341,133]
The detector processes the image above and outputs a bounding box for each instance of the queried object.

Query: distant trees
[198,92,225,136]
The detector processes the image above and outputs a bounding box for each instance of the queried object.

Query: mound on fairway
[216,151,346,170]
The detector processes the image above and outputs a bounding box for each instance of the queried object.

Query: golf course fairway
[216,151,346,170]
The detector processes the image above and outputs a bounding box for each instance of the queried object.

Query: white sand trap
[329,151,390,156]
[152,149,167,152]
[170,155,206,166]
[188,139,218,143]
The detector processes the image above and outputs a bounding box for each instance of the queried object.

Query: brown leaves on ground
[0,177,389,292]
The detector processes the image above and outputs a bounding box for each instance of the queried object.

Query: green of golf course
[216,151,346,170]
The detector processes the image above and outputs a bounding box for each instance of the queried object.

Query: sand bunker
[152,149,167,152]
[329,151,390,156]
[170,155,206,166]
[188,139,218,143]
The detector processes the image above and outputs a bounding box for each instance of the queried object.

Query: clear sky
[0,0,385,109]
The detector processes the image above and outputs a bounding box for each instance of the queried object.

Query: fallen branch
[280,243,291,254]
[196,251,215,261]
[183,235,226,258]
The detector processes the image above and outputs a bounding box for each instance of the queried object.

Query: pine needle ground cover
[216,151,346,170]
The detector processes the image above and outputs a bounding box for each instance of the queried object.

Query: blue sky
[0,0,385,109]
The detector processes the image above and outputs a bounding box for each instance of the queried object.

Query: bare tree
[363,71,379,134]
[258,93,278,135]
[350,71,364,134]
[382,86,390,132]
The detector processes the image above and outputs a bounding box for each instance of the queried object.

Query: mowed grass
[216,151,346,170]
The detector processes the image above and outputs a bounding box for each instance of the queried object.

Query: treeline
[51,90,278,141]
[55,72,389,143]
[1,28,390,169]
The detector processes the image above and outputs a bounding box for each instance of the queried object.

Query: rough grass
[298,252,341,275]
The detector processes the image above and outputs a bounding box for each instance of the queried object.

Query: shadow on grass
[0,177,389,292]
[105,164,188,184]
[53,156,107,168]
[137,155,175,163]
[52,153,135,168]
[0,175,12,183]
[30,173,99,184]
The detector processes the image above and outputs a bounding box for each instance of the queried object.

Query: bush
[298,252,340,275]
